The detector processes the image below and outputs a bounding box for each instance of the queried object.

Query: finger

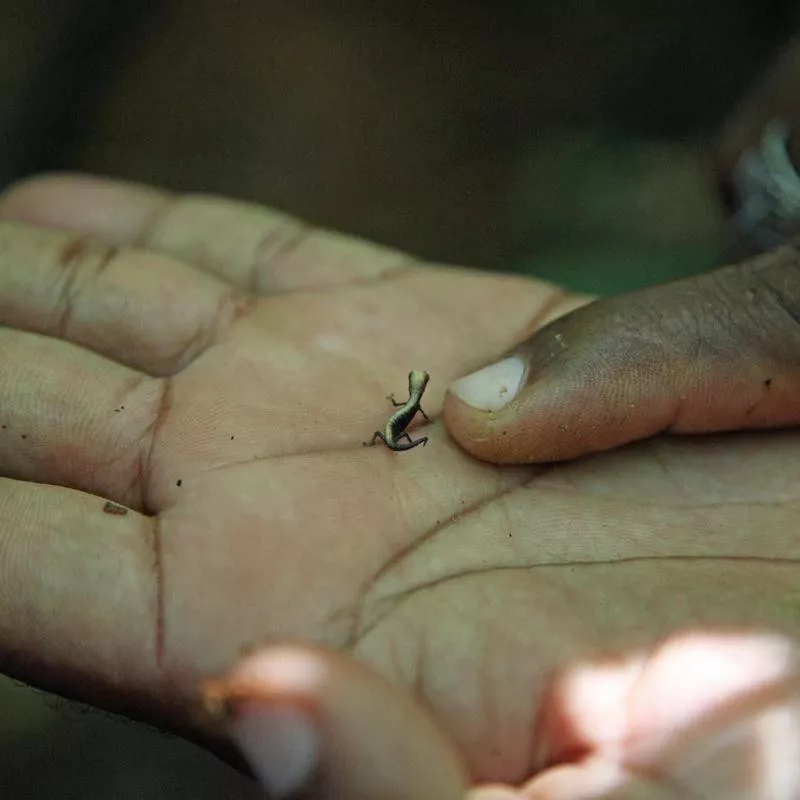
[622,632,800,800]
[0,219,240,376]
[0,174,411,292]
[445,248,800,463]
[714,41,800,202]
[467,787,524,800]
[518,760,660,799]
[0,328,159,509]
[521,632,800,800]
[0,477,163,725]
[202,644,468,800]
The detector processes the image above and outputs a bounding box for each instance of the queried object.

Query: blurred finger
[202,644,468,800]
[0,174,412,292]
[622,632,800,800]
[518,760,660,799]
[467,787,524,800]
[715,40,800,204]
[521,632,800,800]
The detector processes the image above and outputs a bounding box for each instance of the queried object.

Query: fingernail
[449,356,526,411]
[231,704,319,798]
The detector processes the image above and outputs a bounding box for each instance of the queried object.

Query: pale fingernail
[231,705,319,798]
[449,356,526,411]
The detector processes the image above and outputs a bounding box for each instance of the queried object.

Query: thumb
[445,247,800,463]
[202,643,468,799]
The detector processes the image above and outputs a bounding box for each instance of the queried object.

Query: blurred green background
[1,0,798,796]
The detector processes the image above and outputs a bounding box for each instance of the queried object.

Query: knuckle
[51,234,119,336]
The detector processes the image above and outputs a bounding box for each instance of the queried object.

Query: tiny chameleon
[364,370,431,451]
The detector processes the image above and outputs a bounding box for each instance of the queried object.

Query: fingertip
[0,172,170,244]
[1,172,100,219]
[442,391,523,464]
[466,785,525,799]
[444,373,601,466]
[0,171,74,204]
[448,357,528,413]
[203,643,467,799]
[445,355,550,465]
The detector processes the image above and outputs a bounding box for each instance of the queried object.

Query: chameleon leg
[395,432,428,450]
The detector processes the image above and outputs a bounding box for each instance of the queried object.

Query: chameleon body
[366,370,431,451]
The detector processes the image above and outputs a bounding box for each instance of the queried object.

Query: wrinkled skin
[2,173,800,799]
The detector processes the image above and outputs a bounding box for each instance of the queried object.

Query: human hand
[1,175,799,798]
[0,170,575,762]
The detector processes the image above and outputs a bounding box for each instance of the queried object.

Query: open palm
[1,177,798,790]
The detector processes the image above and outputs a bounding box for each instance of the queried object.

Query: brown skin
[444,245,800,464]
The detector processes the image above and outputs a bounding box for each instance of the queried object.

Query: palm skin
[1,176,798,795]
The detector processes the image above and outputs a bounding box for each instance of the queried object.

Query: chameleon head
[408,370,430,394]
